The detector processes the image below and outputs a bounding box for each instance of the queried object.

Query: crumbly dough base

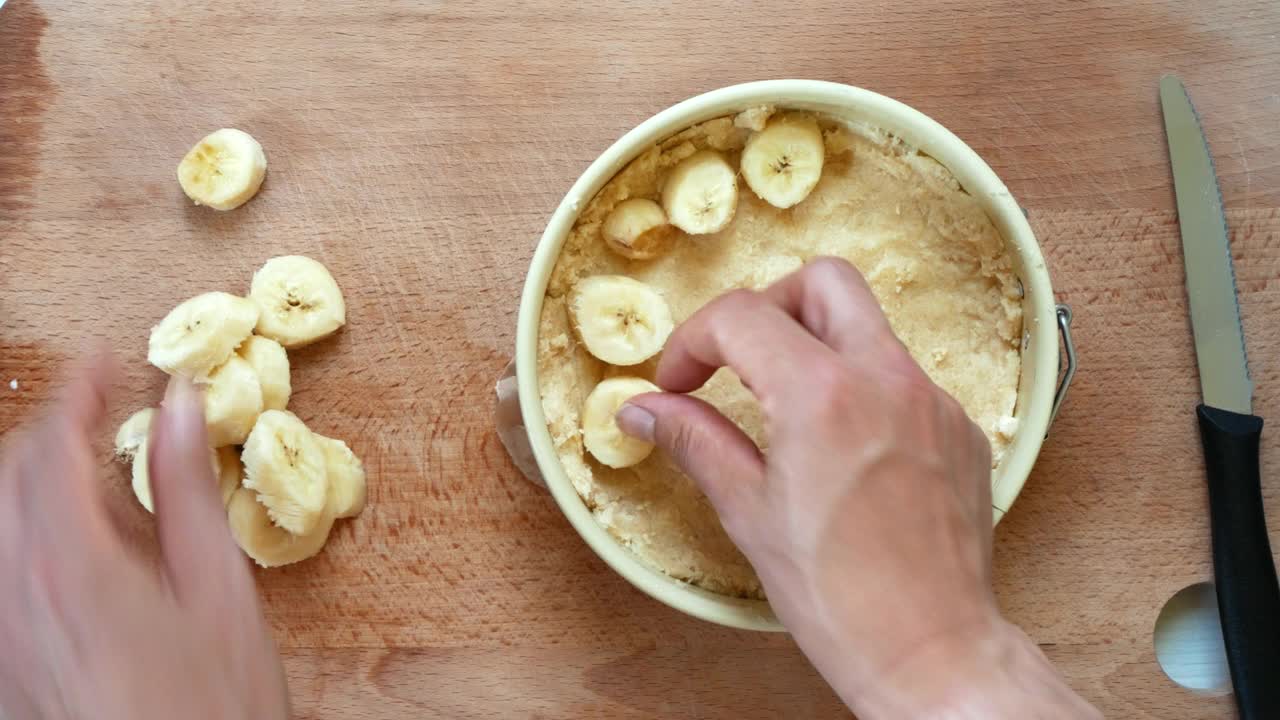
[537,110,1023,599]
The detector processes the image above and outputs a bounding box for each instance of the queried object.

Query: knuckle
[708,289,767,342]
[804,257,866,293]
[716,288,763,315]
[806,256,857,279]
[804,359,860,422]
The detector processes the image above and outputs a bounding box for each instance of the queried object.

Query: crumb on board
[8,379,17,391]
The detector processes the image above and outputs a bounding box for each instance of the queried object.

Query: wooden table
[3,0,1278,716]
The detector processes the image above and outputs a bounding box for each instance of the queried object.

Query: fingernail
[616,403,656,442]
[162,377,204,442]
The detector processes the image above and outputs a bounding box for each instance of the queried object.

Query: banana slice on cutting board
[201,355,264,447]
[582,377,662,468]
[661,149,738,234]
[216,446,243,508]
[118,407,220,514]
[116,408,156,510]
[569,276,674,366]
[132,448,222,514]
[227,487,334,568]
[316,434,367,519]
[602,198,673,260]
[115,408,155,459]
[740,115,825,209]
[177,128,268,211]
[237,335,291,411]
[148,292,259,380]
[241,410,329,535]
[249,256,347,348]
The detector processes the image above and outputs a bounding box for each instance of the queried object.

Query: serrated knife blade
[1160,75,1252,414]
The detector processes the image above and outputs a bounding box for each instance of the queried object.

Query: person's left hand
[0,355,290,720]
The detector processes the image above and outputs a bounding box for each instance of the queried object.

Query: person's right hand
[618,258,1100,719]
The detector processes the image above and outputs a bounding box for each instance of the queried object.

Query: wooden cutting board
[3,0,1278,716]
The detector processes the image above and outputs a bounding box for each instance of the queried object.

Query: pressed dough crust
[537,110,1023,598]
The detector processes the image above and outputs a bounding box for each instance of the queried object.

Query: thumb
[150,378,252,605]
[617,392,765,524]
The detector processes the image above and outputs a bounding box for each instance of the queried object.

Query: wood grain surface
[3,0,1279,717]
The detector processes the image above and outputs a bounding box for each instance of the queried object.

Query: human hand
[0,356,289,720]
[618,258,1099,719]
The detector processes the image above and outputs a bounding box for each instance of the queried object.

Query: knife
[1161,75,1280,717]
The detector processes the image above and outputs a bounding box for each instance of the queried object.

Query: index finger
[762,257,895,356]
[654,289,836,404]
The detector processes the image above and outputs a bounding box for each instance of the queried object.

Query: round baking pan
[516,80,1074,631]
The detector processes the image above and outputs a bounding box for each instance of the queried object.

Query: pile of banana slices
[574,113,827,469]
[115,255,366,568]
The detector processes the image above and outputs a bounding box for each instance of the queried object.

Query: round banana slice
[227,488,334,568]
[661,149,738,234]
[602,198,673,260]
[216,446,244,508]
[241,410,329,535]
[115,408,155,460]
[582,377,662,468]
[237,335,291,411]
[130,440,221,514]
[315,434,367,519]
[176,128,268,211]
[148,292,259,380]
[249,256,347,348]
[740,115,825,209]
[201,355,264,447]
[570,276,674,366]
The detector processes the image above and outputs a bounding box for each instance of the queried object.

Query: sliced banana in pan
[148,292,259,380]
[237,335,291,411]
[201,355,264,447]
[582,377,662,468]
[249,256,347,348]
[227,488,334,568]
[570,276,674,366]
[241,410,329,535]
[177,128,268,211]
[602,198,673,260]
[661,149,738,234]
[740,114,825,209]
[216,446,243,508]
[315,434,367,519]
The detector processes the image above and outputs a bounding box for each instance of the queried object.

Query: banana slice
[315,434,367,519]
[176,128,268,211]
[200,355,264,447]
[249,256,347,348]
[130,439,221,514]
[582,377,662,468]
[216,446,243,507]
[241,410,329,535]
[569,276,674,366]
[740,115,825,209]
[661,149,738,234]
[227,488,334,568]
[237,335,291,411]
[602,198,673,260]
[148,292,259,380]
[115,408,155,460]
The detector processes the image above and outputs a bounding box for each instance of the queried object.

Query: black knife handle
[1198,404,1280,718]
